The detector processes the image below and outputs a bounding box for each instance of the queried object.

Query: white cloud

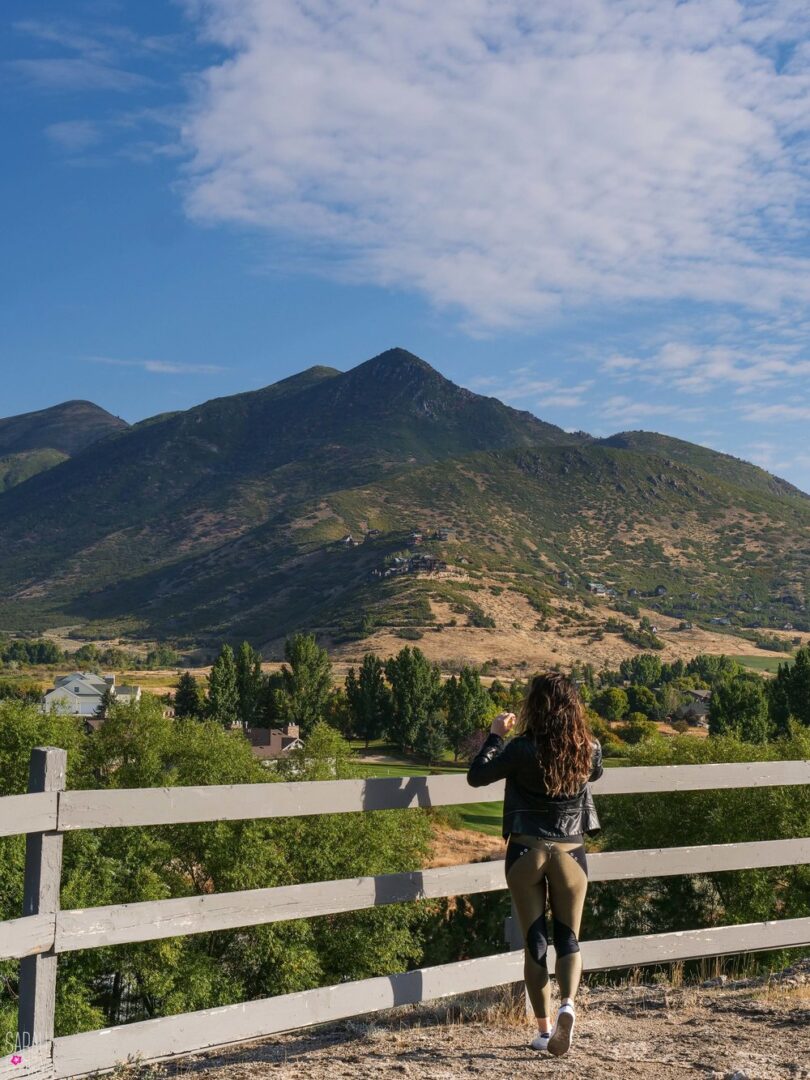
[601,340,810,394]
[88,356,227,375]
[180,0,810,327]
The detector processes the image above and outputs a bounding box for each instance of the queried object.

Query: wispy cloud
[6,16,176,95]
[468,371,593,409]
[180,0,810,328]
[88,356,227,375]
[601,395,706,425]
[44,119,101,152]
[8,57,150,92]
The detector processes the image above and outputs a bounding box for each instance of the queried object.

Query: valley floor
[148,962,810,1080]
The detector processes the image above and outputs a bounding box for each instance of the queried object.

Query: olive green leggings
[505,832,588,1019]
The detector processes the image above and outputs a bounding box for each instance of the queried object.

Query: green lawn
[730,653,793,674]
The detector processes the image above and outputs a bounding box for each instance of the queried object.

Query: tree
[174,671,204,719]
[95,686,114,720]
[207,644,239,726]
[414,708,448,764]
[235,641,264,728]
[620,714,659,744]
[591,687,629,722]
[769,645,810,733]
[273,633,333,735]
[686,654,742,686]
[443,666,494,761]
[619,654,663,688]
[627,684,657,718]
[145,643,180,669]
[384,647,442,754]
[709,676,770,743]
[345,653,391,748]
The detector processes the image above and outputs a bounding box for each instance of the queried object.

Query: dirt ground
[149,961,810,1080]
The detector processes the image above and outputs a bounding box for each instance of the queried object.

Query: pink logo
[10,1055,22,1065]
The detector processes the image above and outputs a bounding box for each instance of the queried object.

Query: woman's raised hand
[490,711,516,737]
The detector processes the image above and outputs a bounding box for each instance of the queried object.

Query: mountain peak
[353,348,439,378]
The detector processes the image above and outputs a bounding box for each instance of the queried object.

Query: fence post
[18,747,66,1055]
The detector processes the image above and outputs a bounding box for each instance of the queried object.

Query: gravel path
[152,964,810,1080]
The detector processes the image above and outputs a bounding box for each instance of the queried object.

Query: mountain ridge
[0,349,806,643]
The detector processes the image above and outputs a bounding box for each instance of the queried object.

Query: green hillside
[0,448,68,492]
[0,349,806,643]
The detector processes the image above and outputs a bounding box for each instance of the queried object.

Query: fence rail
[2,749,808,1079]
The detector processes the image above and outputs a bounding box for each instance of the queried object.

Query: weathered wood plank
[18,749,66,1053]
[594,759,810,795]
[51,916,810,1078]
[57,774,483,830]
[0,915,55,961]
[580,915,810,970]
[0,1040,54,1080]
[589,836,810,881]
[0,793,57,837]
[57,760,810,831]
[53,836,810,953]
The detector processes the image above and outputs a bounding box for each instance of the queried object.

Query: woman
[466,672,603,1057]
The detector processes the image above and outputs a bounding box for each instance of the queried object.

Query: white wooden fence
[2,747,809,1079]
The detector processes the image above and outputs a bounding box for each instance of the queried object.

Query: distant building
[588,582,607,596]
[42,672,142,717]
[242,722,304,762]
[673,700,710,727]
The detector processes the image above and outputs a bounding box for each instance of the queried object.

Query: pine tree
[273,633,333,735]
[444,666,493,761]
[95,686,114,720]
[173,671,204,719]
[384,646,442,754]
[345,653,391,748]
[207,644,239,726]
[235,641,264,728]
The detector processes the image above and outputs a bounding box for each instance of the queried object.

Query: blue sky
[2,1,810,490]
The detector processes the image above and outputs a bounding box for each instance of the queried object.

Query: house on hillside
[686,688,711,704]
[42,672,142,717]
[588,582,607,596]
[673,700,710,727]
[241,723,304,763]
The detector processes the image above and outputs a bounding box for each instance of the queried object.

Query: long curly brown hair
[514,672,594,796]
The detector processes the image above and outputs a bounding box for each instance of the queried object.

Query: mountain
[0,348,806,646]
[598,431,808,501]
[0,400,129,491]
[0,400,128,456]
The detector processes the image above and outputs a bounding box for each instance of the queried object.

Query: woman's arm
[466,712,519,787]
[589,739,604,783]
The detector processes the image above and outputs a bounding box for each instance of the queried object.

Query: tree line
[174,635,528,763]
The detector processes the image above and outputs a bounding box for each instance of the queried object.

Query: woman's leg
[545,841,588,1003]
[504,836,552,1025]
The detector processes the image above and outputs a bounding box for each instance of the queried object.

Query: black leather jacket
[466,732,603,840]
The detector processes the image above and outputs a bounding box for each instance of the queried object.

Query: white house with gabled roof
[41,672,141,717]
